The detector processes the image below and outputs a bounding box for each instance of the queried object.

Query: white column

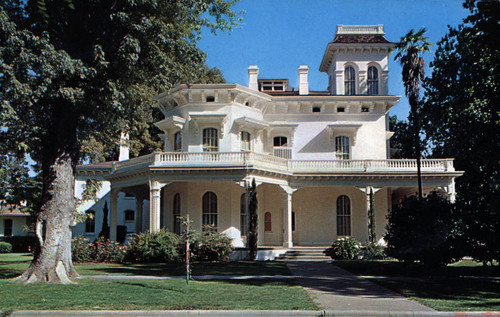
[135,197,144,233]
[448,179,456,203]
[248,66,259,90]
[283,192,293,248]
[298,65,309,95]
[109,188,119,241]
[149,187,161,234]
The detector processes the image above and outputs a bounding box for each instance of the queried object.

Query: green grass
[333,260,500,311]
[0,254,315,311]
[0,253,291,278]
[0,278,317,311]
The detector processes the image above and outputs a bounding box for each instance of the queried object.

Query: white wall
[0,217,29,237]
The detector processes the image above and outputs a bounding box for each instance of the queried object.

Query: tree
[0,0,241,283]
[393,28,432,199]
[422,0,499,264]
[247,179,258,260]
[388,115,414,159]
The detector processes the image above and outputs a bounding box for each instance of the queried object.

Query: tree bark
[17,153,78,284]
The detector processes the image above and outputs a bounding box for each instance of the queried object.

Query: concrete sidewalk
[286,261,435,313]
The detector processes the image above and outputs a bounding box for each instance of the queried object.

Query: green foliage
[422,0,499,265]
[71,236,94,263]
[385,193,462,267]
[325,237,360,260]
[361,243,386,260]
[247,179,258,260]
[189,226,233,262]
[0,242,13,253]
[125,229,181,263]
[71,236,125,263]
[389,115,414,159]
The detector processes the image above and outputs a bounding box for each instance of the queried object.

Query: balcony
[112,151,456,175]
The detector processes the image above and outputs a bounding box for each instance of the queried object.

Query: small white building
[74,25,462,250]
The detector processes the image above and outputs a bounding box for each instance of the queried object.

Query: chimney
[298,65,309,95]
[248,65,259,90]
[118,132,130,161]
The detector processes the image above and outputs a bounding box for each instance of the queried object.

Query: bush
[184,226,233,262]
[125,229,181,263]
[0,242,13,253]
[71,236,94,263]
[324,237,360,260]
[93,236,126,263]
[0,236,37,253]
[361,243,386,260]
[385,192,462,267]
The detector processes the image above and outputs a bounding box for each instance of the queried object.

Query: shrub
[361,242,386,260]
[0,236,37,253]
[0,242,13,253]
[94,236,126,263]
[385,192,462,267]
[71,236,94,263]
[125,229,181,263]
[324,237,360,260]
[187,226,233,262]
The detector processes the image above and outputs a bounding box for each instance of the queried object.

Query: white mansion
[73,25,462,251]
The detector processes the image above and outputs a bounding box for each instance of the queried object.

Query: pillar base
[283,241,293,249]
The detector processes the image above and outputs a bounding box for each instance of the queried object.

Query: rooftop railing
[112,151,455,174]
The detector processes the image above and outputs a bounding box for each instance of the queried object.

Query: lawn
[0,254,316,312]
[333,259,500,312]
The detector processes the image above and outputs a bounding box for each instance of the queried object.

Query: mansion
[73,25,462,255]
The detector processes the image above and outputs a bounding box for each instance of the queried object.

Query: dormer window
[202,128,218,152]
[361,106,369,113]
[206,96,215,102]
[313,106,321,113]
[367,66,379,95]
[335,136,350,160]
[337,107,345,113]
[344,66,356,95]
[173,131,182,152]
[241,131,251,151]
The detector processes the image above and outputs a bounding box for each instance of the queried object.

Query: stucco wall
[0,217,29,237]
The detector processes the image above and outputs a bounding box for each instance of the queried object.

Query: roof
[76,161,114,175]
[0,205,29,217]
[333,35,391,44]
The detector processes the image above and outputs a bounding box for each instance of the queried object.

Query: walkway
[286,261,436,314]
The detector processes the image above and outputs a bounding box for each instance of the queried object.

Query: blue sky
[198,0,469,120]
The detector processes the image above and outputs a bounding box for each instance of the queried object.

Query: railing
[337,25,384,35]
[273,147,293,160]
[112,152,456,174]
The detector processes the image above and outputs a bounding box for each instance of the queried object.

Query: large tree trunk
[17,153,78,284]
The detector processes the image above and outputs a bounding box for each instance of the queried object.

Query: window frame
[3,219,13,237]
[85,210,96,234]
[173,193,181,234]
[124,209,135,222]
[240,193,247,236]
[344,66,356,95]
[173,131,182,152]
[367,66,379,95]
[202,128,219,152]
[202,191,218,228]
[335,136,350,160]
[240,131,251,152]
[336,195,351,236]
[264,212,272,232]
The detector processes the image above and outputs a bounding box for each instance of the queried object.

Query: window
[344,66,356,95]
[202,128,218,152]
[273,136,288,147]
[173,131,182,152]
[3,219,12,237]
[240,193,247,236]
[173,193,181,234]
[241,131,251,151]
[264,212,272,232]
[202,192,217,228]
[335,136,350,160]
[292,211,296,231]
[361,106,369,113]
[206,96,215,102]
[124,210,135,221]
[85,210,95,233]
[336,195,351,236]
[337,107,345,113]
[312,106,321,113]
[367,66,379,95]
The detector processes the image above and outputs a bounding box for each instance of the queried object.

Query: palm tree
[394,28,432,199]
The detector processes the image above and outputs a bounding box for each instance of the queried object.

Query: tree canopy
[422,0,499,263]
[0,0,241,283]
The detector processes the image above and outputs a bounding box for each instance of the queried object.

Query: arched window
[202,128,218,152]
[85,210,95,233]
[241,131,251,151]
[367,66,379,95]
[124,209,135,221]
[173,131,182,152]
[240,193,247,236]
[3,219,13,237]
[344,66,356,95]
[335,136,350,160]
[202,192,217,227]
[264,212,272,232]
[336,195,351,236]
[173,193,181,234]
[273,136,291,159]
[273,136,288,147]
